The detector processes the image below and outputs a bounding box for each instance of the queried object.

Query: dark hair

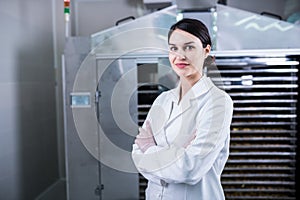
[168,18,212,48]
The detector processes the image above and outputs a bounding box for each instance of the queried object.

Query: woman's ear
[204,44,211,58]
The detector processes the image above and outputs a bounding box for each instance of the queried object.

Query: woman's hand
[135,121,156,153]
[183,129,197,148]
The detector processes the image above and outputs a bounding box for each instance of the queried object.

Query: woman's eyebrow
[168,41,195,46]
[184,41,195,45]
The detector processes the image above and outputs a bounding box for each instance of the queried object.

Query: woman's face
[168,29,211,80]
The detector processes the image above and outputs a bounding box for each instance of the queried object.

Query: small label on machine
[70,92,91,108]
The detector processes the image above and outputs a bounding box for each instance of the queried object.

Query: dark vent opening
[212,56,298,200]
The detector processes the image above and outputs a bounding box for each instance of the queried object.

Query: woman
[132,18,233,200]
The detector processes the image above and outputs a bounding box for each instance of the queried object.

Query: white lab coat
[132,76,233,200]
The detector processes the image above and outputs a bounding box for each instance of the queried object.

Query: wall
[0,0,60,199]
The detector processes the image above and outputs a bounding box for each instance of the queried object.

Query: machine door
[96,56,177,200]
[96,58,139,200]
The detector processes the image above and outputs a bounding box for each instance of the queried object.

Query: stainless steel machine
[63,6,177,200]
[62,3,300,200]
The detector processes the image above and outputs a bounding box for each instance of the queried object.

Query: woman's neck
[179,73,202,102]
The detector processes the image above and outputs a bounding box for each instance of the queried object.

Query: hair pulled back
[168,18,212,48]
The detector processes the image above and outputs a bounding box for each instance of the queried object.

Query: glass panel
[216,4,300,50]
[91,5,177,55]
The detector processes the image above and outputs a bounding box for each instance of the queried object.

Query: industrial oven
[62,3,300,200]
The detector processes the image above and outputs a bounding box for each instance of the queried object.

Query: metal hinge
[95,90,101,103]
[94,184,104,196]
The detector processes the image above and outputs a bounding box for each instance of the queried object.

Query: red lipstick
[175,63,189,69]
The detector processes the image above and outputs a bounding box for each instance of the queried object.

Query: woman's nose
[175,50,186,60]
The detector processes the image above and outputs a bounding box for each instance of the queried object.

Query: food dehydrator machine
[62,3,300,200]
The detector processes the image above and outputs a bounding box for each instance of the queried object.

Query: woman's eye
[169,46,177,51]
[185,45,194,50]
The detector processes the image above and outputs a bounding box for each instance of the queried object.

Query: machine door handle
[261,11,282,20]
[115,16,135,26]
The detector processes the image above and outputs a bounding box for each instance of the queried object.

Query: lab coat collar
[170,75,214,104]
[167,75,214,124]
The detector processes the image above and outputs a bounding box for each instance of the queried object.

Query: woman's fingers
[137,127,149,138]
[183,129,197,148]
[146,121,153,136]
[145,121,157,145]
[135,121,157,151]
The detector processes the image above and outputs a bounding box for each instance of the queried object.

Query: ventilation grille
[137,84,168,200]
[210,57,298,200]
